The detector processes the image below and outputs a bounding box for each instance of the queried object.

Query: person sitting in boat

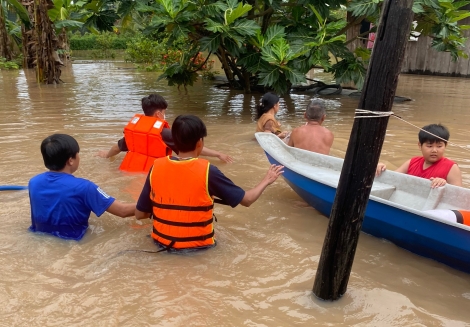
[255,92,289,140]
[135,114,284,251]
[29,134,136,241]
[97,93,233,172]
[287,99,334,155]
[376,123,462,188]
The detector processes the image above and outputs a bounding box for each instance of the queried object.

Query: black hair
[419,124,450,145]
[141,93,168,116]
[306,99,326,121]
[40,134,80,171]
[172,115,207,153]
[256,92,279,119]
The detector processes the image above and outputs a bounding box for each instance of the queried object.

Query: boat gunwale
[255,132,470,233]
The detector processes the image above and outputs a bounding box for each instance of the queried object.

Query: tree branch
[246,7,273,20]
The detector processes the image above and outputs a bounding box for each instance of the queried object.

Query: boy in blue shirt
[29,134,136,240]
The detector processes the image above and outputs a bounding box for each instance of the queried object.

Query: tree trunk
[57,27,69,64]
[33,0,61,83]
[21,0,61,83]
[22,0,35,68]
[0,4,13,60]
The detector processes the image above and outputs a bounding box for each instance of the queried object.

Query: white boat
[255,132,470,274]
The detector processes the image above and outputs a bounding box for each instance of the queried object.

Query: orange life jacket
[119,114,171,172]
[455,210,470,226]
[149,157,215,249]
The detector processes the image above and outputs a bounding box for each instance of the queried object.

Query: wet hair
[40,134,80,171]
[419,124,450,145]
[172,115,207,153]
[141,93,168,116]
[306,99,326,121]
[256,92,279,119]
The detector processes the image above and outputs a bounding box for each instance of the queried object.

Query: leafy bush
[125,38,163,65]
[70,34,96,50]
[125,38,186,71]
[201,60,219,80]
[0,57,20,70]
[70,32,134,50]
[112,37,131,49]
[126,37,217,78]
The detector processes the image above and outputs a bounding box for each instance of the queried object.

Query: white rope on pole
[354,109,470,153]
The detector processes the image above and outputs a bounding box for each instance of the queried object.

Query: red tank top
[407,156,455,179]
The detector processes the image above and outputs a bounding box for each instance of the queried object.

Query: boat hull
[265,152,470,274]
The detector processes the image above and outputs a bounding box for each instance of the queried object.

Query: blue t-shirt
[28,172,115,241]
[136,161,245,213]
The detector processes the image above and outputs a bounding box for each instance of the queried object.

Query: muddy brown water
[1,63,470,326]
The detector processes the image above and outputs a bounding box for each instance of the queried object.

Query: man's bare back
[288,122,334,155]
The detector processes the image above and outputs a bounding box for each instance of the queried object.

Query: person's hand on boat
[430,177,446,188]
[376,163,387,176]
[277,131,289,139]
[263,164,284,184]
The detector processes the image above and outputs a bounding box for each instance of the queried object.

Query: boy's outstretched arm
[446,164,462,187]
[97,144,121,158]
[201,146,234,163]
[240,165,284,207]
[106,200,136,217]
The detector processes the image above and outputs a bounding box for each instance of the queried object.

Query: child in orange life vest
[135,115,284,251]
[97,93,233,165]
[376,123,462,188]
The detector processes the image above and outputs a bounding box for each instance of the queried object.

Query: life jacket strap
[153,215,213,227]
[214,198,229,206]
[152,201,214,212]
[153,226,215,243]
[156,240,176,253]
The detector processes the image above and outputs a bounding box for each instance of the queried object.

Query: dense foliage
[125,0,470,93]
[69,32,132,50]
[1,0,469,87]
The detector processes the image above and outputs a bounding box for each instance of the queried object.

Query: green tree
[48,0,84,62]
[0,0,30,61]
[136,0,470,94]
[347,0,470,60]
[0,0,14,60]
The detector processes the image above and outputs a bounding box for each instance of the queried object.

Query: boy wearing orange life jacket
[135,115,284,251]
[376,124,462,188]
[98,94,233,172]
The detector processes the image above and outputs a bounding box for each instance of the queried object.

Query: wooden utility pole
[313,0,415,300]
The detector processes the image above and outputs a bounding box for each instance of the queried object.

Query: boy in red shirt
[376,123,462,188]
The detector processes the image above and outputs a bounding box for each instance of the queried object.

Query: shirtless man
[287,99,334,155]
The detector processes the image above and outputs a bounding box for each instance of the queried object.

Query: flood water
[1,62,470,326]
